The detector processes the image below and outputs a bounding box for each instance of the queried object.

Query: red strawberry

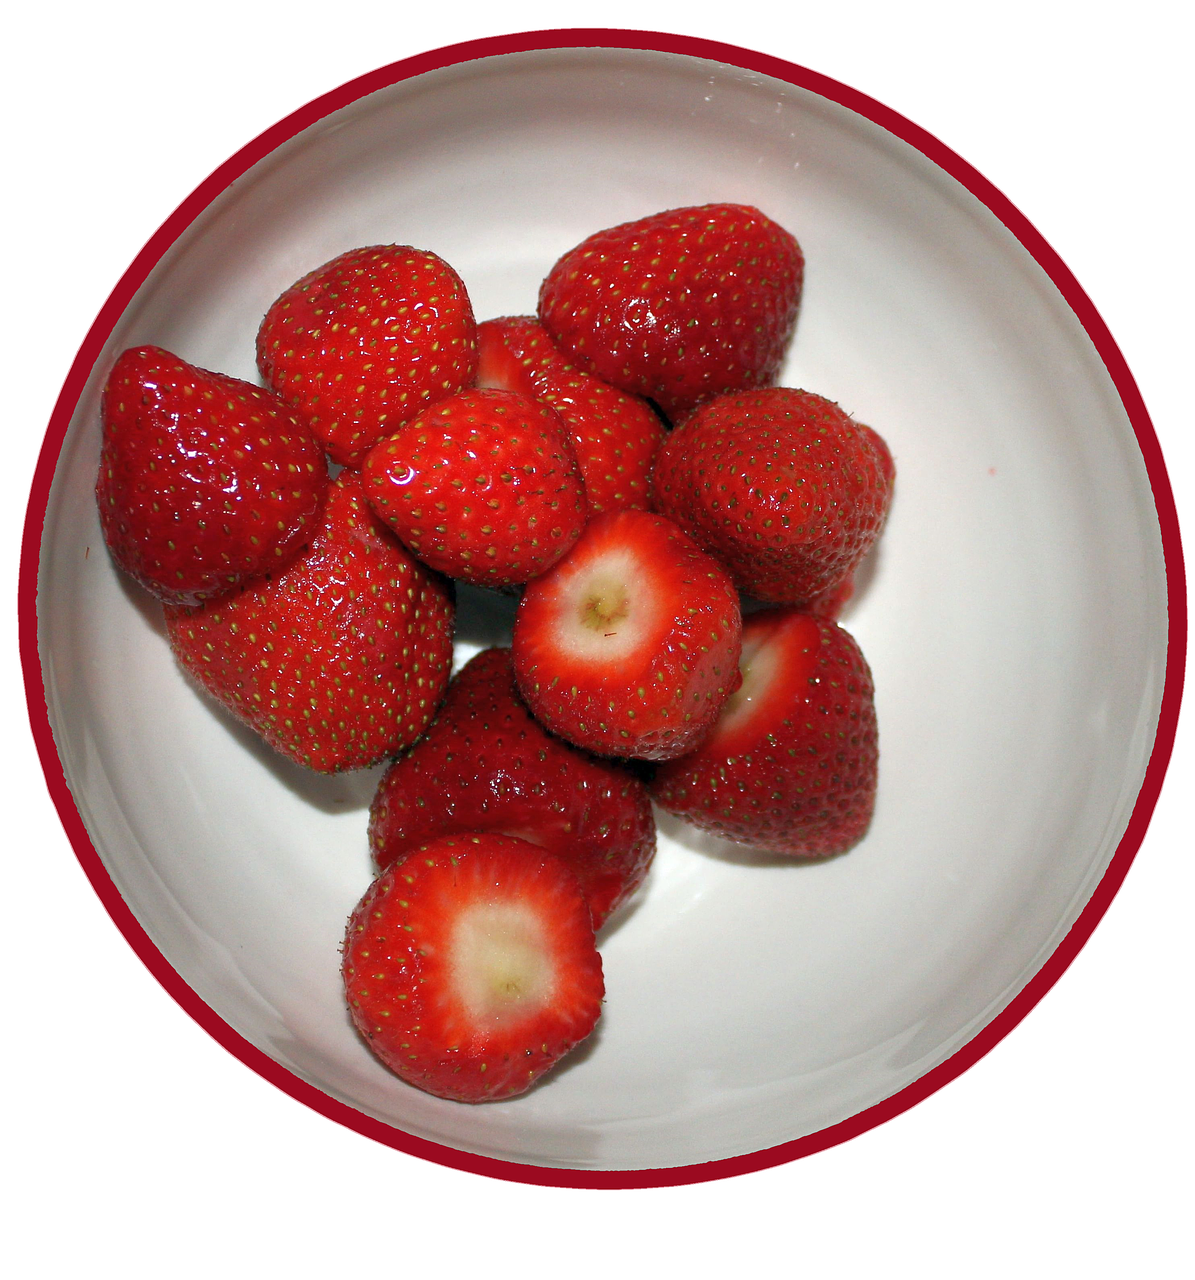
[256,244,477,466]
[369,647,655,929]
[165,472,454,773]
[652,608,878,857]
[538,204,803,420]
[512,509,742,761]
[342,832,604,1103]
[651,388,894,606]
[96,345,327,607]
[361,387,588,587]
[476,315,664,513]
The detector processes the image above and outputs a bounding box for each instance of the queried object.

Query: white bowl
[26,32,1183,1185]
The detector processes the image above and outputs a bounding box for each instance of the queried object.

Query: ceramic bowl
[24,31,1182,1187]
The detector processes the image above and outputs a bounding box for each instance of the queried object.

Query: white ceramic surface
[36,45,1170,1173]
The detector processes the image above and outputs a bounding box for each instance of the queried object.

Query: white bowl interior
[38,47,1168,1171]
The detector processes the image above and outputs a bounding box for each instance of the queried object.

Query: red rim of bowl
[18,28,1188,1189]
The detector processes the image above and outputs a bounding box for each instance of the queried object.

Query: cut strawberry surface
[512,509,742,760]
[342,833,604,1103]
[476,315,664,514]
[369,647,654,929]
[652,608,878,857]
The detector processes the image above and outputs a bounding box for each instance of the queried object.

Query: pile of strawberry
[96,204,893,1104]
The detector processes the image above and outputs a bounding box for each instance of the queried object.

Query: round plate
[21,30,1184,1187]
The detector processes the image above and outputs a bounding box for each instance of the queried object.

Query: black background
[18,22,1177,1198]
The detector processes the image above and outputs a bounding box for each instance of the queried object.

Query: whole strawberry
[96,345,327,607]
[361,388,588,587]
[652,608,878,857]
[651,388,894,606]
[538,204,803,420]
[343,832,604,1103]
[512,508,742,761]
[165,472,454,773]
[370,647,655,929]
[476,315,664,513]
[257,244,477,466]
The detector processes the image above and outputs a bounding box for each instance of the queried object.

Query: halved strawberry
[512,509,742,760]
[256,244,477,466]
[651,608,878,857]
[342,833,604,1103]
[165,472,455,773]
[369,647,655,928]
[361,387,588,587]
[476,315,664,513]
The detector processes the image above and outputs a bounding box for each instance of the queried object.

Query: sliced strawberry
[538,204,803,420]
[342,833,604,1103]
[369,647,655,928]
[257,244,477,466]
[651,387,894,606]
[512,509,742,760]
[476,315,664,514]
[651,608,878,857]
[96,345,327,607]
[165,472,455,773]
[361,387,588,587]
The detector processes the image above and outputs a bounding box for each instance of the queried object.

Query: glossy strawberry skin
[538,204,803,420]
[96,346,327,607]
[512,509,742,761]
[343,833,604,1103]
[370,647,655,929]
[652,609,877,857]
[361,387,588,588]
[165,473,454,773]
[256,244,477,466]
[651,388,894,606]
[476,315,665,513]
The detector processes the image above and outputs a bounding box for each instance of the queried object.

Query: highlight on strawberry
[651,387,895,606]
[96,345,328,608]
[369,647,656,930]
[651,608,878,857]
[538,203,804,420]
[361,387,588,587]
[257,243,478,466]
[512,508,743,761]
[342,833,605,1103]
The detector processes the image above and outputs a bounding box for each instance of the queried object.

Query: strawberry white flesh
[651,608,878,857]
[512,509,742,760]
[343,833,603,1103]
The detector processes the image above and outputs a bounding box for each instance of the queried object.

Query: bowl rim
[19,26,1187,1189]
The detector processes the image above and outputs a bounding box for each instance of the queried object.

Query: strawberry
[164,472,454,773]
[651,387,894,606]
[369,647,655,929]
[342,832,604,1103]
[95,345,327,607]
[651,608,877,857]
[475,315,664,513]
[537,203,803,421]
[512,509,742,761]
[361,387,588,587]
[256,244,477,466]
